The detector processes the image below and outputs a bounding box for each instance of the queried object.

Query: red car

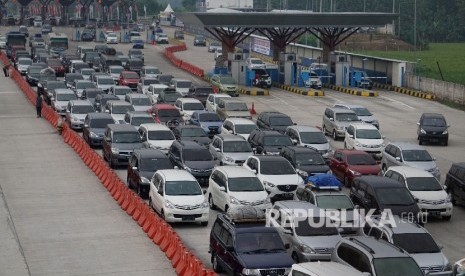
[148,104,183,125]
[119,71,139,91]
[47,58,65,77]
[329,149,381,187]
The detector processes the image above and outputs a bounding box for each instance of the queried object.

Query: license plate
[283,193,293,198]
[182,216,196,221]
[429,211,441,216]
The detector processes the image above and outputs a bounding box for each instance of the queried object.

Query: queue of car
[7,28,464,276]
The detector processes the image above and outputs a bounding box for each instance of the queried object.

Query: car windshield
[123,73,139,79]
[392,233,440,254]
[19,59,32,65]
[375,187,415,205]
[98,78,115,85]
[260,160,295,175]
[48,82,66,90]
[47,60,61,66]
[422,117,446,127]
[199,113,221,122]
[373,257,423,276]
[90,118,114,128]
[402,150,433,162]
[131,97,151,106]
[183,102,204,111]
[335,113,359,122]
[67,75,83,83]
[85,90,101,99]
[225,102,248,111]
[158,75,173,83]
[346,154,377,165]
[76,82,96,89]
[220,77,236,85]
[194,88,213,96]
[235,124,257,134]
[56,93,77,101]
[294,218,339,236]
[228,177,264,192]
[352,107,372,116]
[183,149,213,161]
[236,232,286,254]
[165,181,202,196]
[72,105,95,114]
[356,129,382,139]
[110,67,123,74]
[114,88,132,95]
[143,79,158,85]
[176,81,191,88]
[148,130,175,140]
[113,132,141,143]
[145,68,160,74]
[295,153,326,166]
[112,105,135,114]
[140,157,172,171]
[293,131,324,145]
[130,50,142,55]
[29,67,42,74]
[181,128,207,137]
[223,141,252,153]
[164,93,182,102]
[263,136,293,146]
[316,195,354,210]
[158,109,181,117]
[131,117,154,126]
[80,70,94,76]
[406,177,443,191]
[269,116,293,126]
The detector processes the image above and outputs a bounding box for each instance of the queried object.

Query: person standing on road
[36,93,43,118]
[3,64,10,77]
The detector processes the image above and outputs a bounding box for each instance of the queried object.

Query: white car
[243,155,303,203]
[207,166,270,212]
[129,31,142,43]
[108,65,124,82]
[0,36,7,49]
[105,32,118,44]
[334,104,379,129]
[149,169,209,225]
[65,100,95,130]
[344,123,384,159]
[209,134,253,166]
[95,75,116,92]
[78,68,95,80]
[305,71,322,89]
[155,33,169,44]
[33,16,42,27]
[52,88,77,115]
[384,166,453,220]
[221,118,258,141]
[16,57,32,75]
[290,262,366,276]
[138,124,176,154]
[206,93,231,112]
[245,57,266,69]
[125,93,152,112]
[141,66,161,78]
[285,125,332,158]
[170,78,192,97]
[105,100,135,124]
[146,84,168,103]
[109,86,132,101]
[174,98,205,122]
[137,77,159,94]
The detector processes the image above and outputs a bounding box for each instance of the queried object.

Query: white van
[170,78,192,96]
[290,262,368,276]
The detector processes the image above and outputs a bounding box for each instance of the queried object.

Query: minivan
[102,124,144,168]
[445,162,465,206]
[216,98,251,120]
[170,78,193,97]
[82,112,116,147]
[322,107,360,140]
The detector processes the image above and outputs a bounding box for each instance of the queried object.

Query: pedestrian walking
[3,64,10,77]
[36,93,43,118]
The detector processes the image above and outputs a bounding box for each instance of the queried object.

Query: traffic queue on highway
[3,24,465,276]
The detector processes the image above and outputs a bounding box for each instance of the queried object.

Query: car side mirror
[219,186,226,192]
[202,189,207,195]
[354,205,360,209]
[291,139,298,145]
[83,124,89,128]
[283,227,293,235]
[104,137,111,142]
[252,169,257,174]
[132,166,137,170]
[395,157,402,162]
[349,134,354,138]
[447,124,450,128]
[215,147,220,152]
[284,244,290,249]
[416,122,420,126]
[433,157,436,161]
[225,245,234,252]
[382,136,386,139]
[329,117,334,121]
[227,129,233,134]
[158,190,163,196]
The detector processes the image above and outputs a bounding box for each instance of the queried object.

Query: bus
[47,33,69,57]
[6,31,27,59]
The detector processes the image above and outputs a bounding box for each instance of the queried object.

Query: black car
[172,125,211,147]
[82,88,104,105]
[81,29,95,41]
[94,44,109,54]
[124,58,144,74]
[247,129,293,155]
[156,74,174,86]
[39,80,67,104]
[127,149,174,197]
[256,111,294,134]
[193,35,206,46]
[102,124,144,168]
[210,206,293,275]
[94,94,119,112]
[187,86,213,106]
[168,140,214,183]
[350,175,422,223]
[445,162,465,206]
[26,65,46,86]
[41,24,52,34]
[61,54,81,73]
[19,26,29,37]
[7,16,16,25]
[83,51,100,67]
[64,73,84,88]
[128,49,144,61]
[83,112,116,147]
[157,90,183,105]
[280,146,330,179]
[417,113,449,146]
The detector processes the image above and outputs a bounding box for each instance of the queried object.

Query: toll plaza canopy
[176,11,397,62]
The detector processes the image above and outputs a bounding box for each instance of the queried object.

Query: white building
[203,0,253,9]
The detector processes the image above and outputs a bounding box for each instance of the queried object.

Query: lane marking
[380,96,415,109]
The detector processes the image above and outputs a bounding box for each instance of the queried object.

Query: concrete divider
[2,56,215,276]
[163,43,205,78]
[373,82,435,100]
[238,87,270,96]
[324,83,378,97]
[273,82,325,97]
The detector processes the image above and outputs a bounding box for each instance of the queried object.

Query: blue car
[132,39,144,49]
[189,111,223,137]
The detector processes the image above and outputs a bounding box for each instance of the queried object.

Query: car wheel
[212,253,223,273]
[418,139,423,145]
[451,193,457,206]
[160,209,165,220]
[442,215,452,221]
[200,221,208,227]
[344,142,347,149]
[109,157,114,169]
[127,177,132,189]
[382,164,387,173]
[224,205,229,212]
[148,196,153,209]
[344,176,350,187]
[291,252,300,263]
[322,125,327,135]
[332,130,337,141]
[444,140,448,146]
[208,194,216,210]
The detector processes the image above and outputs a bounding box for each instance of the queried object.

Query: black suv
[417,113,449,146]
[172,125,211,147]
[82,112,116,147]
[94,94,119,112]
[248,129,293,155]
[280,146,330,179]
[187,86,213,106]
[157,90,183,105]
[350,176,421,223]
[168,140,214,183]
[256,111,294,134]
[445,162,465,206]
[102,124,144,168]
[209,207,293,276]
[127,149,173,198]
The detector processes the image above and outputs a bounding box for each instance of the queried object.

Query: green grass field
[355,43,465,85]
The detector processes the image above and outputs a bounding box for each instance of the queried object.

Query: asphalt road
[8,25,465,271]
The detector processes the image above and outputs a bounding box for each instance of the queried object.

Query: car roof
[69,100,92,106]
[334,104,366,109]
[215,166,256,178]
[337,149,370,156]
[283,145,319,153]
[421,113,445,118]
[178,140,205,149]
[387,142,426,151]
[127,111,152,118]
[127,93,149,99]
[154,104,177,110]
[225,118,255,125]
[387,166,435,178]
[286,125,322,132]
[133,148,167,159]
[357,175,404,188]
[350,122,378,130]
[157,169,197,181]
[370,215,426,234]
[139,123,170,131]
[293,262,364,275]
[86,112,113,119]
[107,124,137,132]
[54,88,75,94]
[276,200,321,213]
[254,155,288,162]
[215,134,246,141]
[345,236,408,258]
[108,100,132,106]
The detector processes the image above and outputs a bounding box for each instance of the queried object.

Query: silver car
[209,134,253,166]
[381,142,441,180]
[65,100,95,130]
[52,89,77,115]
[322,107,360,140]
[285,125,332,158]
[334,104,379,129]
